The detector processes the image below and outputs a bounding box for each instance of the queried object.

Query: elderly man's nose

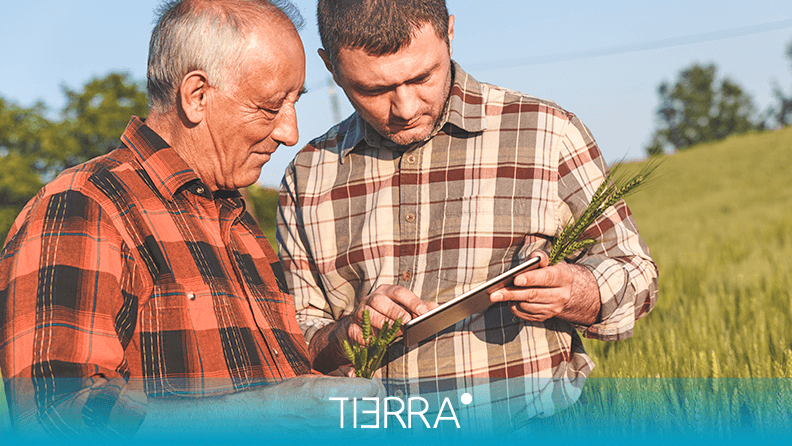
[273,107,299,146]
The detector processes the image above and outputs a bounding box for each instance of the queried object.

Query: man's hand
[489,251,601,326]
[308,284,436,373]
[345,284,436,344]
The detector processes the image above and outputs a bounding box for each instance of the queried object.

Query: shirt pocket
[139,281,248,396]
[434,196,546,288]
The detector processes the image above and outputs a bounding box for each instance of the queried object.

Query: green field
[582,127,792,379]
[518,128,792,440]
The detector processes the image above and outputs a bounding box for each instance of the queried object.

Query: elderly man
[278,0,658,422]
[0,0,380,440]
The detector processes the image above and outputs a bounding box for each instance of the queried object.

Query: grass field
[582,126,792,379]
[520,128,792,440]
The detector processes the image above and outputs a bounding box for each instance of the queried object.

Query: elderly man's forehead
[184,0,297,29]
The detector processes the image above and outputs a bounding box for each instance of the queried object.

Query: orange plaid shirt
[0,117,311,437]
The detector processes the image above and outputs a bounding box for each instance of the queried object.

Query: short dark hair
[317,0,449,65]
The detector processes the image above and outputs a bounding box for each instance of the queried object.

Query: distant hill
[585,127,792,377]
[627,127,792,256]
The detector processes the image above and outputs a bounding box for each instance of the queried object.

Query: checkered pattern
[278,62,657,416]
[0,117,311,437]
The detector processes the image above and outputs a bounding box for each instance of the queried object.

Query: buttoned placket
[183,188,287,379]
[218,196,287,378]
[397,148,422,289]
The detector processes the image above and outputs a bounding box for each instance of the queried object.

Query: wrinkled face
[330,20,453,146]
[204,22,305,190]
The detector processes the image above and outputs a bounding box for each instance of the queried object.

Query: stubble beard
[375,65,453,147]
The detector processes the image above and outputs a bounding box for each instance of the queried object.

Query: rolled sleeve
[557,116,659,341]
[575,252,658,340]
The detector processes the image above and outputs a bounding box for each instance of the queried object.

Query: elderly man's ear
[179,70,210,125]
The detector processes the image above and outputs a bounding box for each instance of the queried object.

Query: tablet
[402,255,542,346]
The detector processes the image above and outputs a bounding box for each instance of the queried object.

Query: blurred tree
[765,40,792,128]
[645,63,759,156]
[0,72,147,243]
[59,72,149,173]
[0,98,49,240]
[245,184,280,250]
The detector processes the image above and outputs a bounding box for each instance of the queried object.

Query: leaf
[549,162,657,266]
[343,309,403,379]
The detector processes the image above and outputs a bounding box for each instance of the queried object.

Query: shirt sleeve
[555,116,659,341]
[0,188,147,439]
[276,161,337,344]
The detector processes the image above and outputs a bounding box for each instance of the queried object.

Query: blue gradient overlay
[1,378,790,445]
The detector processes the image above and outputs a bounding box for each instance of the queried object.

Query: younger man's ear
[318,48,342,86]
[448,15,455,56]
[179,70,210,125]
[318,48,333,73]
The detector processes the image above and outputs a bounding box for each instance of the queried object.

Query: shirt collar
[443,61,487,134]
[338,60,488,160]
[120,116,202,201]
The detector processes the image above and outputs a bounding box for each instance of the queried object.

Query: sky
[2,0,791,188]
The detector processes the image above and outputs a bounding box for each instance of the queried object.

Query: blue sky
[2,0,791,187]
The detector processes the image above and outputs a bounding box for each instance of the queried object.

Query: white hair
[147,0,303,112]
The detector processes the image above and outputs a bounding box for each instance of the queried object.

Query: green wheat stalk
[342,309,402,378]
[549,162,657,265]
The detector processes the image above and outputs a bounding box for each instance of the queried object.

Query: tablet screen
[402,255,542,346]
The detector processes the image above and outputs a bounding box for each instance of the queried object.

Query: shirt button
[406,154,417,164]
[273,349,279,357]
[195,186,205,195]
[187,292,196,301]
[402,271,412,281]
[405,212,415,223]
[394,389,406,399]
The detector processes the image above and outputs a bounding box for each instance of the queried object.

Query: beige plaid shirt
[278,62,657,419]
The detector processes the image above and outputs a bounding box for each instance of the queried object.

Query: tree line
[645,40,792,155]
[2,41,792,242]
[0,73,148,241]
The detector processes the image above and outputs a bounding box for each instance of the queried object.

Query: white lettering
[353,396,358,428]
[433,397,460,428]
[360,397,380,429]
[408,397,431,428]
[329,397,348,428]
[383,397,407,428]
[330,396,463,429]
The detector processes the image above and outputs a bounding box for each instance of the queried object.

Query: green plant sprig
[548,163,657,266]
[342,309,402,378]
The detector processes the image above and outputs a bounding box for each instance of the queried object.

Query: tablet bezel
[402,255,542,346]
